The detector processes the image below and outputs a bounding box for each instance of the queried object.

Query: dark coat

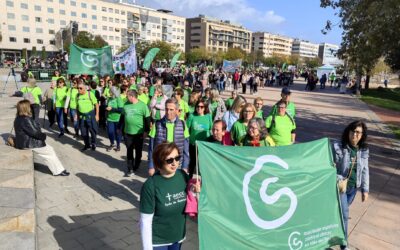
[14,116,46,149]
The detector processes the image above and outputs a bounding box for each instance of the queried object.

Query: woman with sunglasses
[186,100,213,175]
[140,142,199,250]
[333,121,369,250]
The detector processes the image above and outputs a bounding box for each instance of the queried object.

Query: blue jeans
[56,107,66,133]
[107,121,121,146]
[340,186,357,247]
[153,242,181,250]
[69,109,79,134]
[217,80,224,93]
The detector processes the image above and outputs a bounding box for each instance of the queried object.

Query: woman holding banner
[333,120,369,250]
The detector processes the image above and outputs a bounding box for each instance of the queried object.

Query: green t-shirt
[178,99,189,120]
[149,85,156,98]
[138,93,150,105]
[183,88,192,103]
[103,87,111,99]
[270,101,296,118]
[186,114,213,145]
[140,170,189,245]
[21,86,42,104]
[265,115,296,146]
[209,101,219,120]
[54,86,68,108]
[67,88,79,109]
[107,97,124,122]
[225,98,234,110]
[230,120,248,145]
[154,96,163,121]
[129,84,137,90]
[120,93,127,104]
[188,105,195,115]
[256,110,263,119]
[77,91,97,114]
[149,119,190,141]
[123,101,150,135]
[347,147,358,188]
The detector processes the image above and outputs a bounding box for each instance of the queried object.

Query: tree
[22,48,28,60]
[304,57,321,69]
[137,40,177,63]
[64,31,109,53]
[41,46,46,60]
[116,45,130,55]
[32,46,37,57]
[186,47,211,64]
[225,48,246,61]
[288,55,300,66]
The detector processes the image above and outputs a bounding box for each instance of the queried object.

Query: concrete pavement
[1,73,399,249]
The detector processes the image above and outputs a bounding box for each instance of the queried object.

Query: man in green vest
[76,82,99,151]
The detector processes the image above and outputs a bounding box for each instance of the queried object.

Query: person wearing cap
[21,78,43,123]
[106,86,124,152]
[265,100,296,146]
[269,87,296,119]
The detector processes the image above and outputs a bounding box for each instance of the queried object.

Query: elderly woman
[14,100,69,176]
[140,142,199,250]
[149,85,168,122]
[239,117,275,146]
[230,103,256,145]
[333,121,369,250]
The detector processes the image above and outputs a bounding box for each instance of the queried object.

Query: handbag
[338,156,356,193]
[6,127,15,147]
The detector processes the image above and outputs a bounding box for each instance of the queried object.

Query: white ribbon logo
[243,155,298,229]
[81,51,99,68]
[288,231,303,250]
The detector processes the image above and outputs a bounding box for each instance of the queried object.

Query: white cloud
[141,0,285,31]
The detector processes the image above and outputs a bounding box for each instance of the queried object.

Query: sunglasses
[165,155,181,164]
[197,105,205,108]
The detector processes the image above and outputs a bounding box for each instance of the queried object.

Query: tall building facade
[291,39,319,58]
[318,43,344,66]
[252,32,293,57]
[185,15,252,53]
[0,0,185,60]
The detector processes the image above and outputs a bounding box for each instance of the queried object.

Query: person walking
[64,79,80,137]
[122,90,151,176]
[54,78,69,137]
[105,86,124,152]
[333,121,369,250]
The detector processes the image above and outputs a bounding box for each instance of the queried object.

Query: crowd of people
[12,65,369,250]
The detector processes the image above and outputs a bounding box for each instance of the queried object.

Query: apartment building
[291,39,319,58]
[0,0,185,60]
[318,43,344,66]
[185,15,252,53]
[252,32,293,57]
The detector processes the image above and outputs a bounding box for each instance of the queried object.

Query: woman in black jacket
[14,100,69,176]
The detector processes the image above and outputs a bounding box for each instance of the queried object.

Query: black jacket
[14,116,46,149]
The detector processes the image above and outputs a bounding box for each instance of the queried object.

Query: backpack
[23,87,36,104]
[267,112,295,132]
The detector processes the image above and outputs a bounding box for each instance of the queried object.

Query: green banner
[170,52,181,68]
[142,48,160,70]
[68,44,113,76]
[198,138,345,250]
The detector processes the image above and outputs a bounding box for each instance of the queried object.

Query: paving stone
[0,187,34,209]
[0,208,35,232]
[0,232,35,250]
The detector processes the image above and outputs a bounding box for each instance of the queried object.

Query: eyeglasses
[197,105,205,108]
[351,130,363,136]
[165,155,181,164]
[78,87,85,90]
[278,106,286,109]
[244,110,254,113]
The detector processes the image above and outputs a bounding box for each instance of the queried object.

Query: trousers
[33,144,65,175]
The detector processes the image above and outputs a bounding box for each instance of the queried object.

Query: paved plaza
[1,72,399,250]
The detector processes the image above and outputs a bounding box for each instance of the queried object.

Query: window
[59,0,65,4]
[49,29,55,34]
[102,7,106,12]
[9,37,17,42]
[48,7,54,13]
[109,36,114,40]
[109,27,113,31]
[116,37,120,41]
[92,24,97,30]
[102,35,107,39]
[71,11,76,17]
[91,5,97,10]
[115,18,119,23]
[22,27,30,32]
[6,1,13,7]
[70,1,76,6]
[50,40,56,45]
[8,25,16,31]
[36,28,43,33]
[24,38,30,43]
[81,13,87,18]
[115,9,119,14]
[60,9,65,15]
[102,26,107,31]
[21,3,28,9]
[37,39,43,44]
[122,20,126,24]
[7,13,15,19]
[22,15,29,21]
[172,28,176,32]
[34,5,41,11]
[81,3,87,8]
[121,11,125,15]
[173,20,176,24]
[109,17,113,22]
[47,0,53,2]
[48,18,54,24]
[82,23,87,29]
[35,17,42,22]
[108,8,113,13]
[60,20,66,26]
[92,15,97,20]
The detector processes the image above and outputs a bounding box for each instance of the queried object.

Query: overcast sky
[138,0,342,45]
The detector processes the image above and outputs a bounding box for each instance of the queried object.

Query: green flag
[170,52,181,68]
[198,138,346,250]
[142,48,160,70]
[68,44,113,76]
[282,63,287,71]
